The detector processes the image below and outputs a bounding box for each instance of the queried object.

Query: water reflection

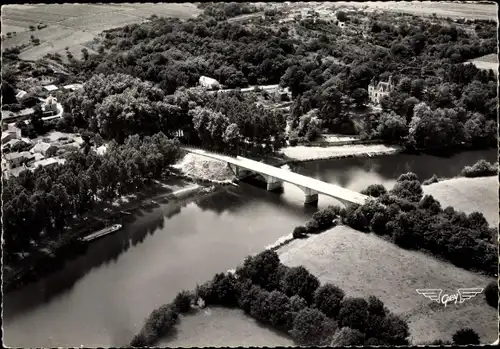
[3,149,496,347]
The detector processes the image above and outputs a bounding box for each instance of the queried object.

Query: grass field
[334,1,497,20]
[423,176,498,227]
[158,307,294,347]
[278,225,497,344]
[1,4,201,61]
[466,53,499,74]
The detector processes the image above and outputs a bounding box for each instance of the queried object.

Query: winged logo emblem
[416,289,442,303]
[416,288,484,306]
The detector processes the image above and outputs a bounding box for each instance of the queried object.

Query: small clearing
[174,152,236,182]
[280,144,402,161]
[423,176,498,227]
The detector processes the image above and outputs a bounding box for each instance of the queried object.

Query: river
[3,149,496,347]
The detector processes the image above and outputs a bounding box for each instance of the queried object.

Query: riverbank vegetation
[346,173,498,276]
[131,249,411,347]
[2,132,182,267]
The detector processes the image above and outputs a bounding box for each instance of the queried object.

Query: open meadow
[423,176,498,227]
[1,3,201,61]
[278,225,497,344]
[158,307,294,347]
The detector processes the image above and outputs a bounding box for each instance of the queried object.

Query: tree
[336,11,348,22]
[452,328,481,345]
[280,266,320,304]
[338,297,369,332]
[313,283,345,319]
[330,327,365,346]
[172,290,193,313]
[352,88,368,108]
[289,308,337,346]
[484,281,498,308]
[361,184,387,197]
[376,111,408,144]
[81,48,89,61]
[293,226,307,239]
[236,250,281,291]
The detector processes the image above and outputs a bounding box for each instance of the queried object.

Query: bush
[484,281,498,308]
[452,328,481,345]
[461,159,497,177]
[305,218,321,234]
[172,290,193,313]
[360,184,387,197]
[418,195,442,214]
[367,295,386,316]
[330,327,366,346]
[344,207,369,232]
[289,308,338,346]
[370,211,390,235]
[313,283,345,319]
[265,290,292,329]
[311,208,337,231]
[293,225,307,239]
[338,297,369,332]
[422,174,439,185]
[131,304,179,346]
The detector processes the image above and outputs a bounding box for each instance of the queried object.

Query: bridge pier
[302,187,319,205]
[228,164,251,179]
[263,175,283,191]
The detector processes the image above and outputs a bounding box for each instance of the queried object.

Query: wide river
[3,149,496,347]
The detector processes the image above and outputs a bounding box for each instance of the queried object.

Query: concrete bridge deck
[184,147,369,206]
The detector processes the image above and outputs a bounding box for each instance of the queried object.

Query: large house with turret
[368,75,394,106]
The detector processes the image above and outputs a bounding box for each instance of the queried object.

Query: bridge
[184,147,369,206]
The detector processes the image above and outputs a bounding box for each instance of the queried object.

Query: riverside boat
[80,224,123,242]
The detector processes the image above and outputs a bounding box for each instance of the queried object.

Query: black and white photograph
[1,1,498,347]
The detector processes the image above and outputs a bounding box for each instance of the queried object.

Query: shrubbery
[132,249,411,347]
[452,328,481,345]
[461,159,498,177]
[340,172,497,276]
[484,281,498,308]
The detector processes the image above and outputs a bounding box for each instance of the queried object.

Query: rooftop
[31,157,66,168]
[43,84,59,92]
[4,151,34,160]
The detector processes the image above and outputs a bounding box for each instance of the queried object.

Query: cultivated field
[278,225,497,344]
[333,1,497,20]
[424,176,498,227]
[466,53,499,74]
[1,4,201,60]
[159,307,294,347]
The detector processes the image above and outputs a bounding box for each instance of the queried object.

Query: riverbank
[3,178,205,291]
[278,143,403,163]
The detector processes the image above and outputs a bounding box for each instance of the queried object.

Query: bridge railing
[182,144,239,159]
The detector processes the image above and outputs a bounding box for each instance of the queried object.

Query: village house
[63,83,84,92]
[368,75,394,105]
[43,84,59,92]
[199,76,220,90]
[1,123,22,144]
[42,95,58,114]
[30,141,52,156]
[3,151,35,169]
[16,90,28,100]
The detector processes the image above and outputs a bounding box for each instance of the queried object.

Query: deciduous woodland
[1,3,497,346]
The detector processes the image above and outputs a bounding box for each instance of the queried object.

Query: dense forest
[63,7,497,152]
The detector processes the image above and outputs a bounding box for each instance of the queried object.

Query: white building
[16,90,27,100]
[43,95,58,113]
[63,83,84,92]
[368,75,394,105]
[199,76,220,90]
[43,84,59,92]
[30,141,52,156]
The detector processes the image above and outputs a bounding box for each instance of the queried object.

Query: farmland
[465,53,499,74]
[278,225,497,344]
[1,3,201,61]
[333,1,497,20]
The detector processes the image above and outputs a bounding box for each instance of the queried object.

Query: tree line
[2,132,182,266]
[131,249,411,347]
